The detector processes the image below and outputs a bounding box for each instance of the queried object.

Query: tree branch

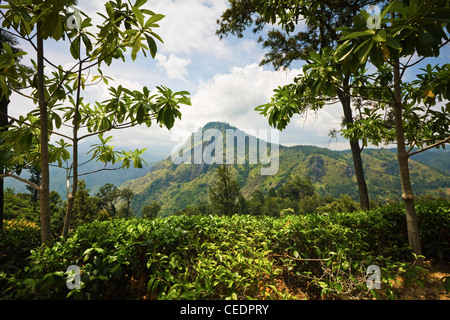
[408,136,450,158]
[0,172,39,190]
[77,166,125,178]
[0,111,73,141]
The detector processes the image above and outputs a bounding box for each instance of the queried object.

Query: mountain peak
[201,121,239,132]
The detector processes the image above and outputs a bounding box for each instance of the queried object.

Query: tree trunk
[62,58,82,238]
[62,135,78,238]
[36,23,51,244]
[62,173,77,238]
[348,139,370,210]
[0,95,7,232]
[392,58,423,266]
[0,24,6,232]
[338,78,370,211]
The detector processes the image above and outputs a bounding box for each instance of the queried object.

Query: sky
[6,0,450,162]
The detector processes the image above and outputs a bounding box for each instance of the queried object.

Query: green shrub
[0,220,41,274]
[1,199,448,300]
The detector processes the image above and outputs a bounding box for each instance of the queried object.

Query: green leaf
[135,0,147,8]
[164,108,174,129]
[105,2,114,19]
[70,36,81,60]
[144,14,165,29]
[340,29,375,41]
[81,33,93,53]
[355,39,373,64]
[336,41,355,62]
[372,30,387,43]
[443,276,450,293]
[145,34,157,58]
[52,19,63,41]
[386,37,401,51]
[132,7,144,26]
[380,1,397,19]
[131,36,141,61]
[149,31,164,44]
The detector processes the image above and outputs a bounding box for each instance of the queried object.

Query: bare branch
[77,166,125,178]
[0,172,39,190]
[408,136,450,158]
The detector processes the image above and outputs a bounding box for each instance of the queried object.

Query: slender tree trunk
[0,23,5,232]
[338,77,370,211]
[392,58,423,266]
[36,23,51,244]
[62,58,82,238]
[0,95,7,232]
[62,137,78,238]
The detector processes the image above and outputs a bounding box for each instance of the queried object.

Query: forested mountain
[4,145,161,195]
[122,122,449,217]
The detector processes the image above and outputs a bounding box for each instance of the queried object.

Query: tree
[120,187,135,219]
[0,30,10,232]
[25,164,41,208]
[209,165,240,216]
[49,190,65,238]
[217,0,374,210]
[0,12,26,232]
[96,183,119,217]
[248,189,265,216]
[332,0,450,265]
[0,0,191,243]
[278,176,315,201]
[142,201,161,219]
[69,180,101,228]
[263,195,280,217]
[237,195,249,215]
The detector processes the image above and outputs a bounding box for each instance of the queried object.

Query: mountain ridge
[123,122,449,217]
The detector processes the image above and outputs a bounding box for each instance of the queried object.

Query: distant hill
[4,143,163,196]
[122,122,450,217]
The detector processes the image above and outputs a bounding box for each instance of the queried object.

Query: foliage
[0,0,191,243]
[141,201,161,219]
[208,165,241,216]
[69,180,104,227]
[0,219,40,276]
[118,187,135,219]
[128,124,450,216]
[95,183,120,217]
[1,199,448,300]
[3,187,38,221]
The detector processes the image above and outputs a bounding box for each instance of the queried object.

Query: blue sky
[7,0,450,162]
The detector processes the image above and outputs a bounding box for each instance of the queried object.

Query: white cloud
[165,64,300,144]
[6,0,353,163]
[164,63,349,151]
[187,63,300,125]
[143,0,229,56]
[155,54,192,81]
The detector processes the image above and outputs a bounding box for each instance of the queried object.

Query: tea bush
[1,199,448,300]
[0,219,41,274]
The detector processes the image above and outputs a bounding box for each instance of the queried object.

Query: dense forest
[0,0,449,304]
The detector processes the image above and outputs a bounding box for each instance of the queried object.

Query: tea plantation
[1,199,449,300]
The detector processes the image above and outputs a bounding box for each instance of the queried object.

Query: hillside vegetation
[123,123,449,216]
[1,199,449,300]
